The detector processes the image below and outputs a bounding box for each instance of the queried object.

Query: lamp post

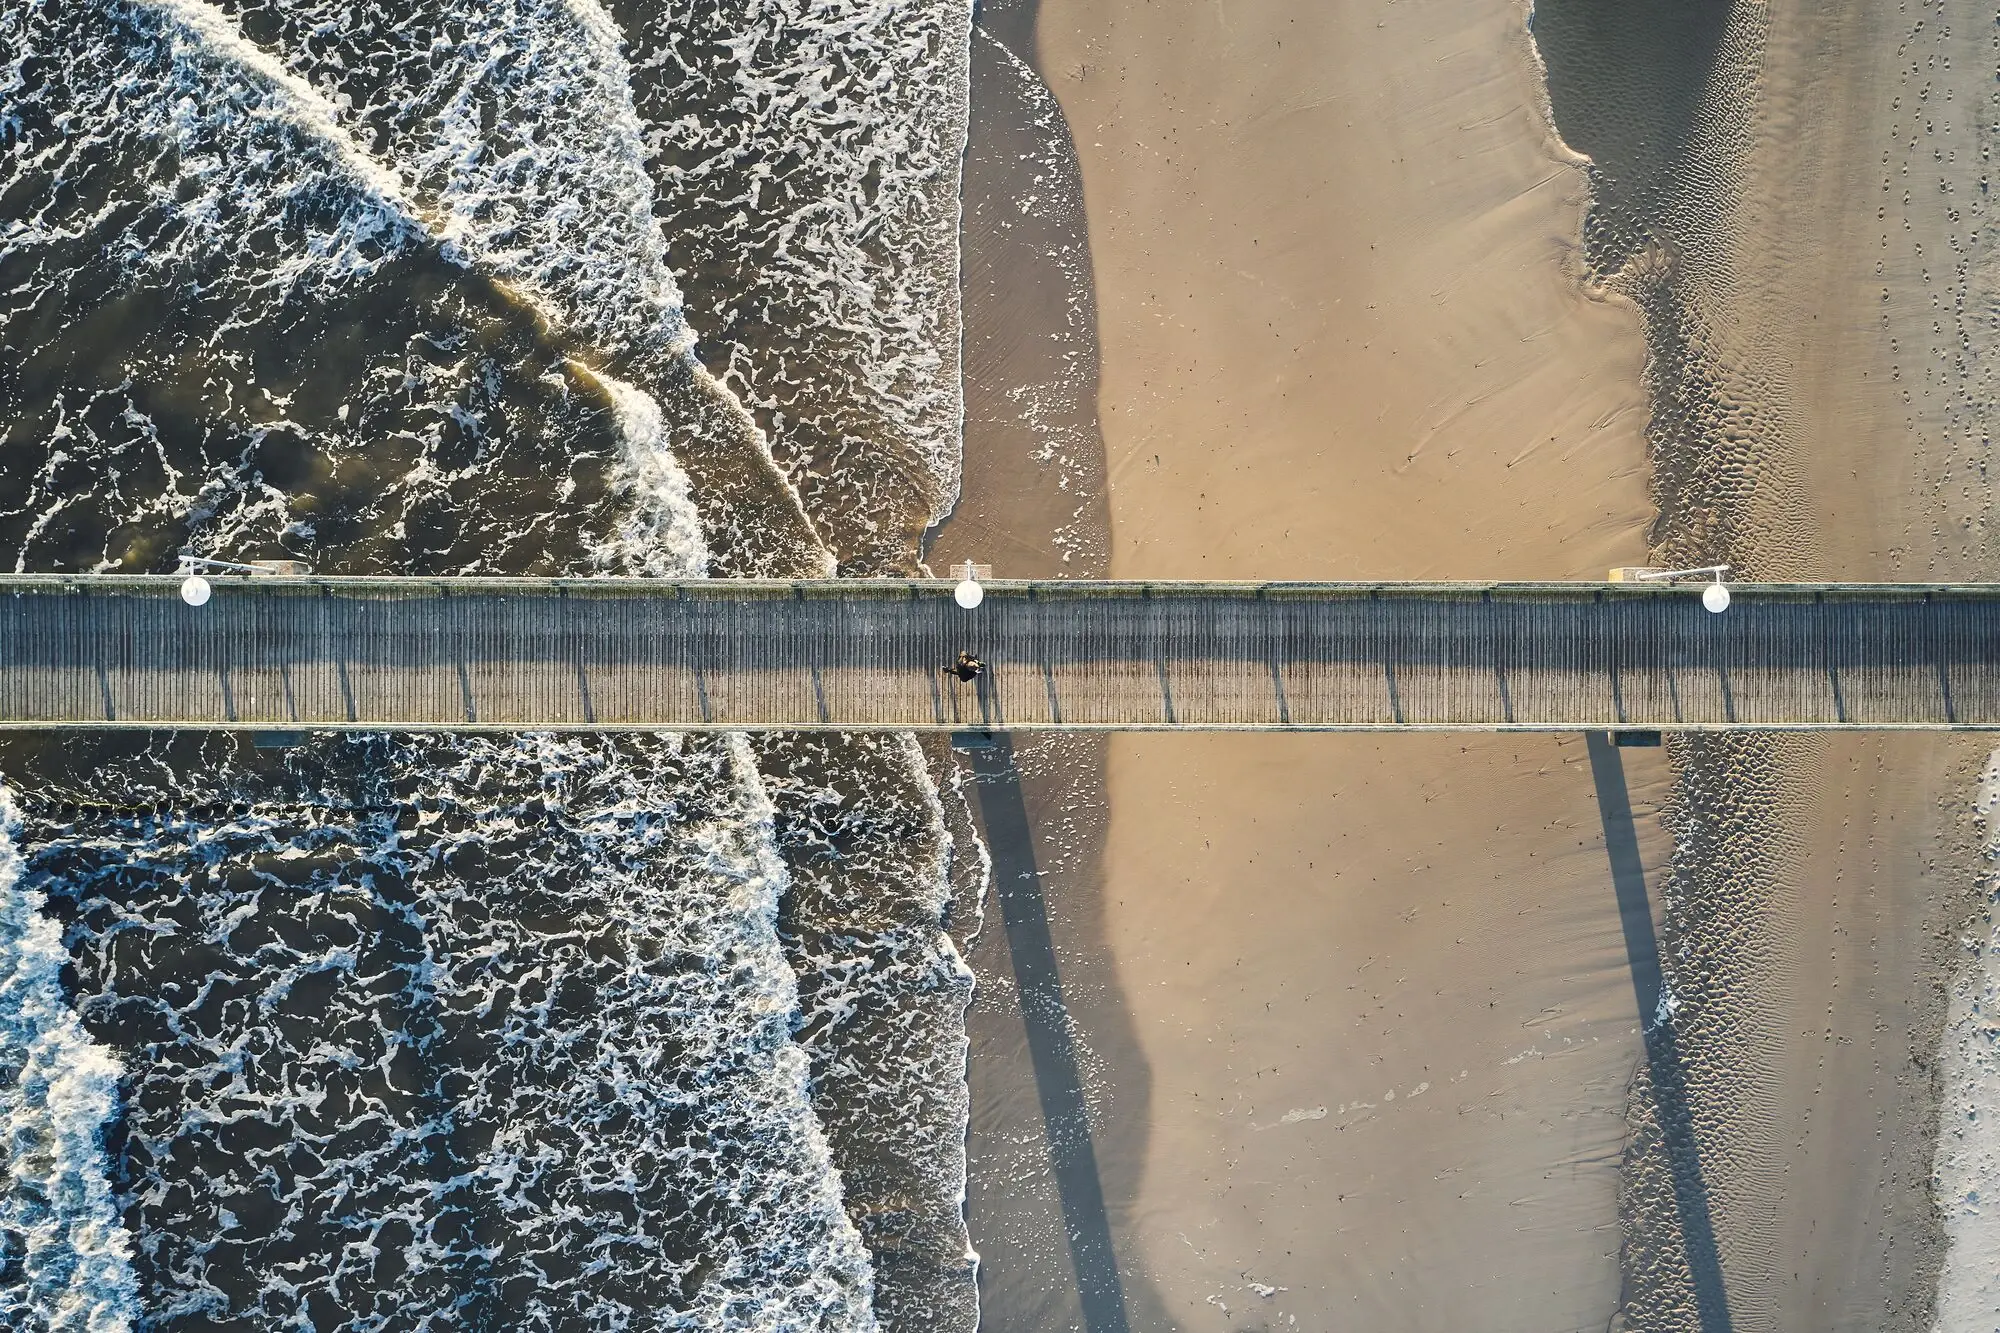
[1631,563,1733,614]
[950,560,990,610]
[175,552,311,608]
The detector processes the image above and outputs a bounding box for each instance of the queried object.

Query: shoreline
[929,2,1173,1327]
[941,0,1997,1325]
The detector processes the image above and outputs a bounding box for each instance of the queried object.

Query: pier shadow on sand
[1586,733,1735,1333]
[967,734,1131,1333]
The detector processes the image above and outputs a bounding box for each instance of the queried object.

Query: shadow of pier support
[968,733,1131,1333]
[1586,732,1735,1333]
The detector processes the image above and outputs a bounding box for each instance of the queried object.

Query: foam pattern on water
[0,0,706,577]
[1933,750,2000,1332]
[1,3,976,1328]
[195,0,827,578]
[0,2,972,1328]
[613,0,974,571]
[755,732,977,1330]
[0,792,139,1333]
[19,734,876,1330]
[582,368,710,578]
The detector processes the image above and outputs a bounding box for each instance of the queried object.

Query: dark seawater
[0,0,975,1328]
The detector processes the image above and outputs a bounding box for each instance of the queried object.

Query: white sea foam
[682,732,882,1329]
[108,0,423,296]
[625,0,973,565]
[2,2,974,1327]
[410,0,699,364]
[0,791,139,1333]
[210,0,827,574]
[112,0,819,576]
[33,733,881,1328]
[575,366,710,577]
[1933,750,2000,1331]
[127,0,420,221]
[752,730,978,1327]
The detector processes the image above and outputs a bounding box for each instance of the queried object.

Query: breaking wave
[0,792,138,1333]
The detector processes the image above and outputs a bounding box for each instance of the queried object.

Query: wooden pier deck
[1,576,1997,732]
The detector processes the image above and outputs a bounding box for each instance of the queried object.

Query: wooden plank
[0,577,1997,730]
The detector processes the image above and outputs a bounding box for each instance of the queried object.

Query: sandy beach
[1529,0,1991,1324]
[927,3,1135,1326]
[940,0,1999,1328]
[1034,0,1666,1324]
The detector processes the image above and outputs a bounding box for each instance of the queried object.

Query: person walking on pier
[946,651,984,683]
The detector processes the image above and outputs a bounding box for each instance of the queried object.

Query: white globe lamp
[1701,581,1731,614]
[180,575,212,607]
[954,578,984,610]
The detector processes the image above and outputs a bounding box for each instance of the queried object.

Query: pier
[0,576,1995,732]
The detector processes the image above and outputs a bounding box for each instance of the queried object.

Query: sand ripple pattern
[1531,0,1815,580]
[1531,4,1843,1327]
[1615,733,1813,1331]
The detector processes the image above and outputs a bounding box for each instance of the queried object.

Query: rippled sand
[970,0,1999,1328]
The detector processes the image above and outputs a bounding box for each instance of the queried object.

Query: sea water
[0,0,975,1327]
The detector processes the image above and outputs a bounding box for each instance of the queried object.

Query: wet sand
[928,2,1162,1327]
[1529,0,1991,1325]
[1024,0,1669,1326]
[947,0,1994,1327]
